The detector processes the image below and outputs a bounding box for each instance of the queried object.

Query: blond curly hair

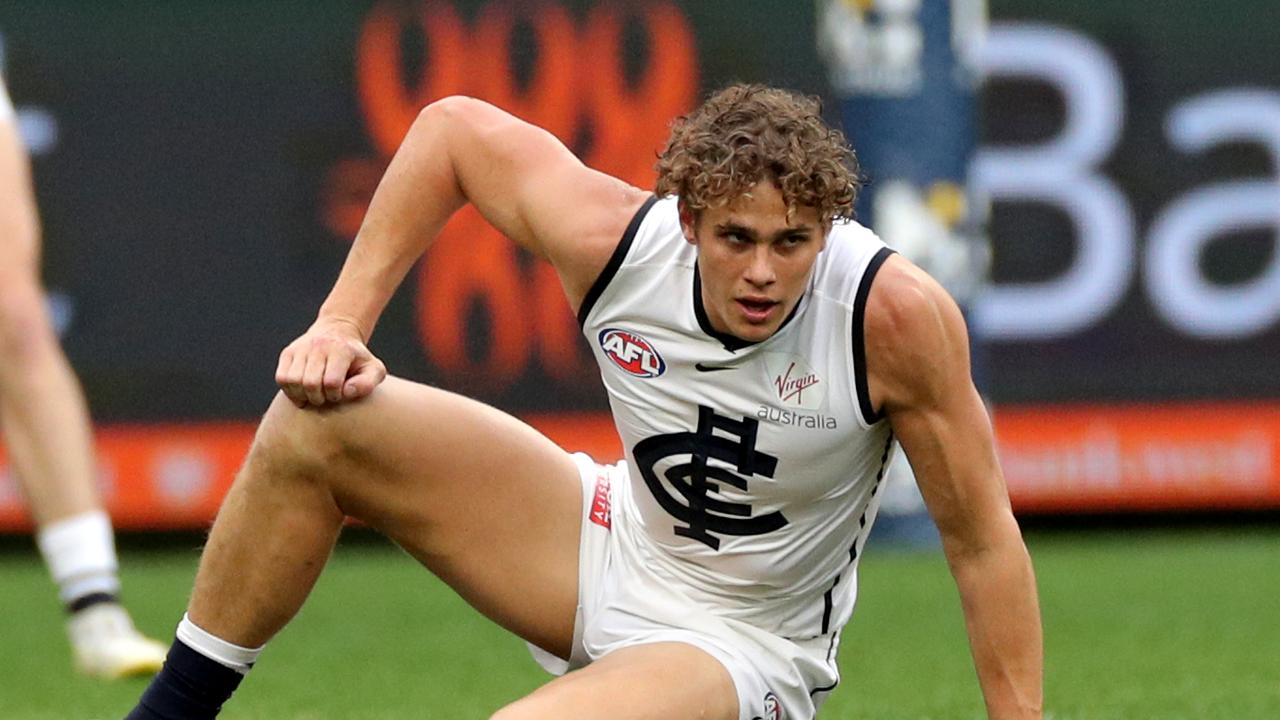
[655,83,859,225]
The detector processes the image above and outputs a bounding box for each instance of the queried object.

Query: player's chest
[596,329,859,466]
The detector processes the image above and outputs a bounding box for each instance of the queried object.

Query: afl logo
[598,328,666,378]
[763,692,783,720]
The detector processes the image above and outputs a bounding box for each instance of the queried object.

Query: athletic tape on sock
[175,614,264,675]
[35,510,122,604]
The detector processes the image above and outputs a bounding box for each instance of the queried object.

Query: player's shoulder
[807,218,890,297]
[864,255,968,380]
[822,217,881,262]
[569,190,672,322]
[617,195,685,258]
[827,216,879,242]
[869,255,943,318]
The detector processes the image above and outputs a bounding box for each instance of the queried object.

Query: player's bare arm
[865,255,1044,719]
[277,96,650,406]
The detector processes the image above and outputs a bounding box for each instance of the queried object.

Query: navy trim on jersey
[809,678,839,698]
[692,262,803,351]
[845,431,895,566]
[801,433,893,698]
[851,247,896,424]
[820,573,841,635]
[577,195,659,328]
[809,627,842,698]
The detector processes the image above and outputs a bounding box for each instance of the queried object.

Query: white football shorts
[528,453,842,720]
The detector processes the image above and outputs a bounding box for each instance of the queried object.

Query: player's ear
[678,202,698,245]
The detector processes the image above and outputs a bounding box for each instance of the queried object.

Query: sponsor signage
[6,403,1277,530]
[1,1,1277,525]
[764,354,823,411]
[996,403,1280,513]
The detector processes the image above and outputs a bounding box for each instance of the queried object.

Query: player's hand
[275,316,387,408]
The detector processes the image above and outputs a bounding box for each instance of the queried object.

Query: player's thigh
[273,376,584,657]
[0,232,36,279]
[0,190,42,333]
[0,123,40,271]
[492,642,738,720]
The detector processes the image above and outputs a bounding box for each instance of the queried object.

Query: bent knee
[248,392,363,477]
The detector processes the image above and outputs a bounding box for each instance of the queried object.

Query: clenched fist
[275,317,387,407]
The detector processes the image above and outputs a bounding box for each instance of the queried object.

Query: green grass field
[1,526,1276,719]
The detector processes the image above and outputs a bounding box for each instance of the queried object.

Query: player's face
[683,182,826,343]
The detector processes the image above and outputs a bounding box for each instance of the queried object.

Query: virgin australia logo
[765,354,823,411]
[774,361,820,406]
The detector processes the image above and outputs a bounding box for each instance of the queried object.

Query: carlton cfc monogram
[632,405,789,550]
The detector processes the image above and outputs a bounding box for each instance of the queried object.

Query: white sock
[176,614,264,675]
[35,510,121,607]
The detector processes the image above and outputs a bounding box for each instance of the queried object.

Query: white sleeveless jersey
[578,196,898,640]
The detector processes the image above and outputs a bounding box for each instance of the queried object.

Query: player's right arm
[865,256,1043,719]
[276,97,650,407]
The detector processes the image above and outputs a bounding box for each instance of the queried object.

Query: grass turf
[0,526,1275,719]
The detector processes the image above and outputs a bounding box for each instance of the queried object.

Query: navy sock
[124,639,245,719]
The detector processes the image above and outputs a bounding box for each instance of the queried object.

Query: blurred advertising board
[971,1,1280,511]
[0,1,1277,529]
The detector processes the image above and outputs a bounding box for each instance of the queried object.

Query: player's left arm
[865,255,1043,720]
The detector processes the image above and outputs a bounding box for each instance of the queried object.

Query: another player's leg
[127,376,585,719]
[0,134,166,678]
[492,643,739,720]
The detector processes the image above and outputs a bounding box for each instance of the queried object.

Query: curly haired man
[126,84,1042,720]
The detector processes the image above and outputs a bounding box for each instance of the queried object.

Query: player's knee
[247,393,358,481]
[0,279,57,367]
